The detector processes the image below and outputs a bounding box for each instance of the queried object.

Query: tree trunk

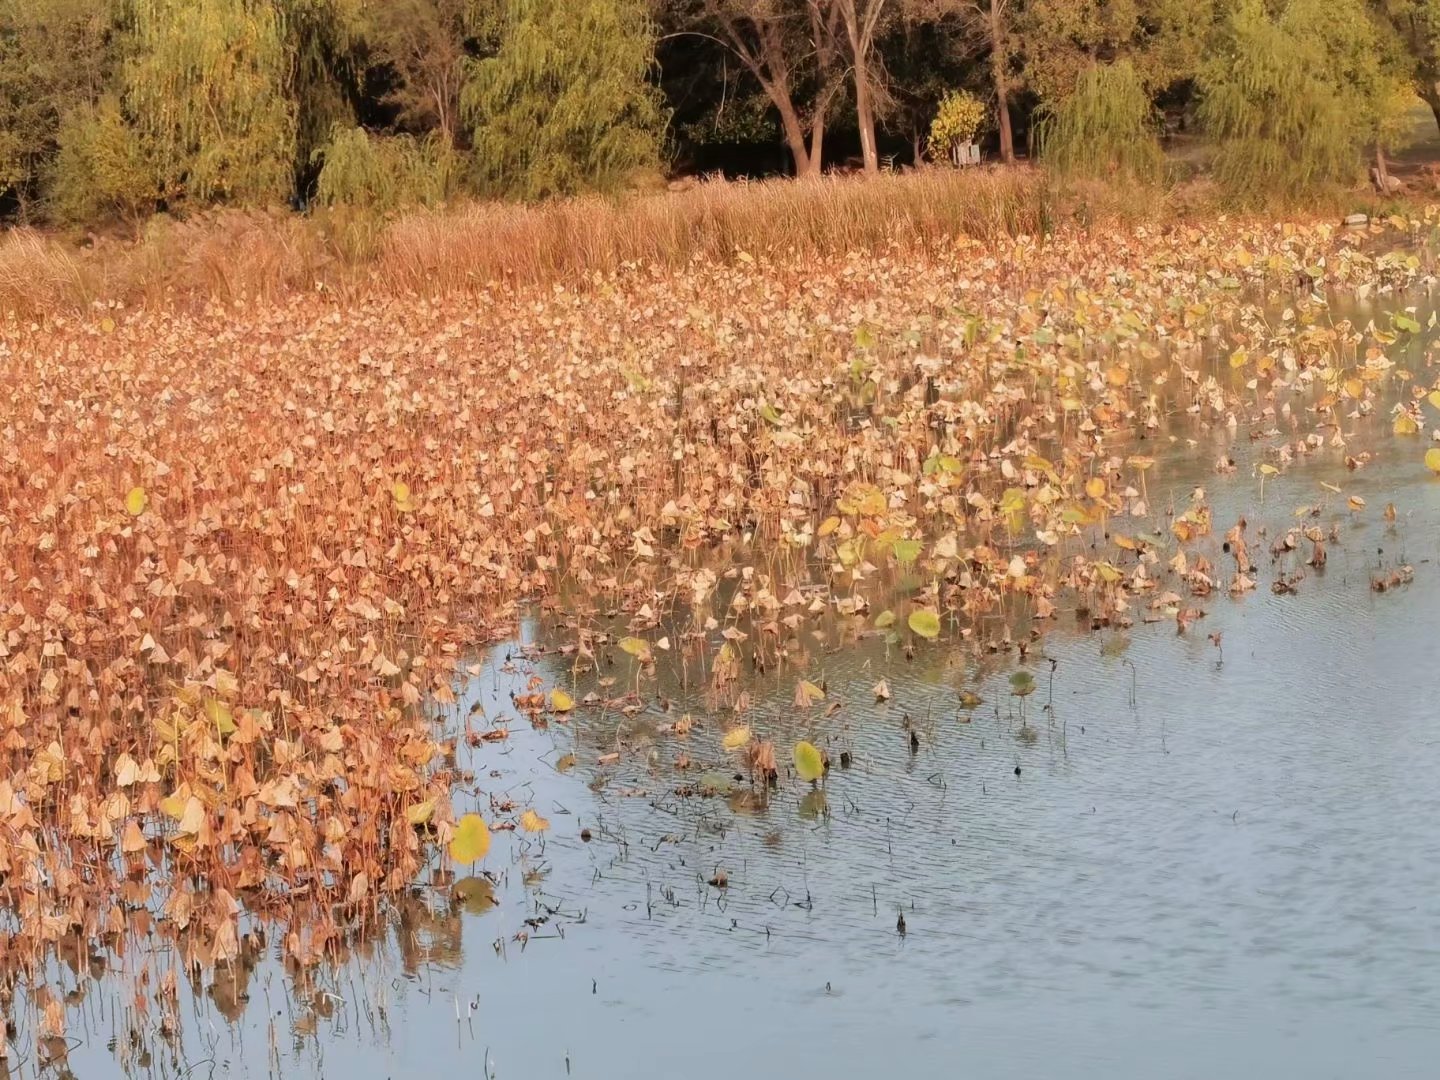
[1423,83,1440,136]
[1374,144,1392,194]
[990,6,1014,164]
[806,112,827,177]
[855,56,879,174]
[775,96,816,177]
[995,68,1015,164]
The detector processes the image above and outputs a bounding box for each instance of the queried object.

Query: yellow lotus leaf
[908,609,941,639]
[551,688,575,713]
[203,698,235,737]
[617,636,652,661]
[857,487,887,518]
[450,813,491,864]
[722,725,752,750]
[519,809,550,833]
[125,487,147,516]
[793,741,825,783]
[795,679,825,706]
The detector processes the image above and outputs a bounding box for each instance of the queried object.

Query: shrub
[927,91,988,161]
[49,99,156,225]
[314,126,460,211]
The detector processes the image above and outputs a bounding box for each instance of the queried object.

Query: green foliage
[1020,0,1218,104]
[1036,60,1165,184]
[123,0,297,206]
[0,0,116,210]
[49,98,156,224]
[364,0,502,147]
[2,0,1437,231]
[679,92,777,145]
[927,90,987,158]
[1198,0,1412,201]
[461,0,669,199]
[279,0,368,174]
[314,125,461,210]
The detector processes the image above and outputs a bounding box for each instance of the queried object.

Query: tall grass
[0,210,335,316]
[377,167,1052,295]
[0,166,1186,317]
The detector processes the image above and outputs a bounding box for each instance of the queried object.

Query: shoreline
[0,167,1415,321]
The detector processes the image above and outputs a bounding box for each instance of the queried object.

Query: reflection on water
[7,298,1440,1079]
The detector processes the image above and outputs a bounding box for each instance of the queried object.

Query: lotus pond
[4,216,1440,1078]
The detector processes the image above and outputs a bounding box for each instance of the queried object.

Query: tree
[1018,0,1216,105]
[123,0,298,206]
[1035,58,1164,182]
[682,0,846,176]
[1375,0,1440,133]
[832,0,896,173]
[461,0,669,199]
[0,0,116,216]
[281,0,370,178]
[362,0,502,149]
[906,0,1021,163]
[1199,0,1412,200]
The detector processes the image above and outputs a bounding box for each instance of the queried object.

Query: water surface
[16,297,1440,1080]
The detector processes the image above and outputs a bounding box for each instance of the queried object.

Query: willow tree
[1035,59,1165,182]
[1199,0,1412,200]
[462,0,668,199]
[280,0,368,176]
[124,0,297,206]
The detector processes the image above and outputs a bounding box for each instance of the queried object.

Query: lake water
[12,292,1440,1080]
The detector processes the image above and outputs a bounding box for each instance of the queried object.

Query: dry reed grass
[0,168,1060,316]
[375,166,1056,293]
[0,209,336,317]
[0,165,1390,318]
